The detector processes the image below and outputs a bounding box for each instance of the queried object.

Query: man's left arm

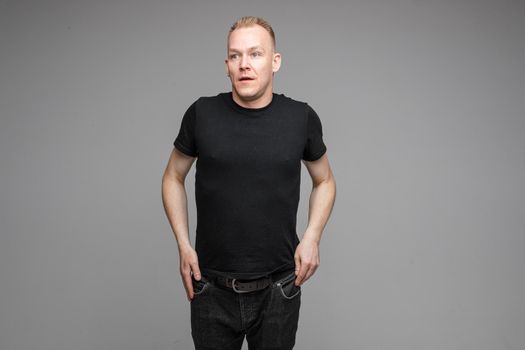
[295,152,337,286]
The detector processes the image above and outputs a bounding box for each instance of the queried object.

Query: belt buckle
[231,278,251,293]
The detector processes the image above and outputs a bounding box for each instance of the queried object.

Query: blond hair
[228,16,276,50]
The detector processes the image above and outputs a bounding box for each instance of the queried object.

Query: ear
[224,59,229,76]
[272,52,282,73]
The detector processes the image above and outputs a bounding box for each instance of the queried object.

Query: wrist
[178,242,193,253]
[302,231,321,245]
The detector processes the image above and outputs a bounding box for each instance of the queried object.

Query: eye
[251,51,262,57]
[229,54,238,60]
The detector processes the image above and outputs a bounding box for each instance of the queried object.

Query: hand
[179,245,201,302]
[294,236,320,286]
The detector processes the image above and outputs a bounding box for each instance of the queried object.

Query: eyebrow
[228,46,265,53]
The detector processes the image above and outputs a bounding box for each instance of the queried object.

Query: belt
[209,269,295,294]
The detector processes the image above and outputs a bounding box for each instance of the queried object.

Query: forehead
[227,25,273,51]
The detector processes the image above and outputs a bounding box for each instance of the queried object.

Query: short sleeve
[174,101,198,157]
[302,104,327,161]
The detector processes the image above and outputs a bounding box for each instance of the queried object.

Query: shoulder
[276,94,321,127]
[276,93,306,105]
[195,92,227,103]
[276,93,317,112]
[190,92,229,111]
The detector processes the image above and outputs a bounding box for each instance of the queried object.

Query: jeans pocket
[276,272,301,300]
[192,275,210,295]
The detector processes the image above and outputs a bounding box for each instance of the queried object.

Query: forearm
[161,175,192,252]
[302,175,336,244]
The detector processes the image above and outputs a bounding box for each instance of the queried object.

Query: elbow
[162,171,185,193]
[313,168,336,188]
[163,172,183,186]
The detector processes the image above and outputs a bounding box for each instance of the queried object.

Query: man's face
[225,25,281,107]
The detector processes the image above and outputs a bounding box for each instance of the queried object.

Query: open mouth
[239,77,255,82]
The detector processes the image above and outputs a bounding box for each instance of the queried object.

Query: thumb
[191,262,202,281]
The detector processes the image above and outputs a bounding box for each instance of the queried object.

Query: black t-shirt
[174,91,327,280]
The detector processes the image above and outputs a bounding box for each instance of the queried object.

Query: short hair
[228,16,276,51]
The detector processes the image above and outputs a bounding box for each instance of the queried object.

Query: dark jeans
[190,269,302,350]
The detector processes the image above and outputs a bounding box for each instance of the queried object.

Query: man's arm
[161,147,201,302]
[294,152,336,286]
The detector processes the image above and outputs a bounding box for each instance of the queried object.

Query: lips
[239,76,255,81]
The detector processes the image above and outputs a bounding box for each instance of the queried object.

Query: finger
[293,252,300,284]
[308,261,319,278]
[294,254,301,276]
[182,269,194,300]
[295,263,308,286]
[299,259,319,286]
[299,252,320,286]
[302,265,316,284]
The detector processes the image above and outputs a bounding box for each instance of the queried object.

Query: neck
[232,89,273,109]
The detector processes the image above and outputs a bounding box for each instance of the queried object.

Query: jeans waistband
[203,268,296,293]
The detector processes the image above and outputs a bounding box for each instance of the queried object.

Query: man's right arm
[161,147,201,301]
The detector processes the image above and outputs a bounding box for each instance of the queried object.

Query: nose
[240,54,250,70]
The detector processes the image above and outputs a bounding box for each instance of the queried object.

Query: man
[162,16,336,350]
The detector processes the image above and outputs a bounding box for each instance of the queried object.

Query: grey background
[1,0,524,349]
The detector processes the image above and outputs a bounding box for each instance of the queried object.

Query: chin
[234,89,259,101]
